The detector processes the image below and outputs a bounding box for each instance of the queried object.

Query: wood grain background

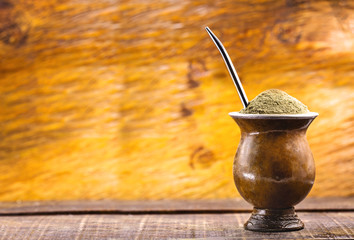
[0,0,353,201]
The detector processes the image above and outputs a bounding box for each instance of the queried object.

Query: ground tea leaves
[240,89,309,114]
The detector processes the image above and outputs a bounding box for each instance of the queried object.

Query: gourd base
[244,207,304,232]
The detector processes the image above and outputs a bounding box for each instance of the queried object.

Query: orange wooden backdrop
[0,0,353,200]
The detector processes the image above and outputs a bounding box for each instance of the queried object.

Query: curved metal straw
[205,27,249,108]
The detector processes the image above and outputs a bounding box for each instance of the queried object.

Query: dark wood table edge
[0,197,352,215]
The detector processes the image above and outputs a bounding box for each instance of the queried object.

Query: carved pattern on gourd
[246,212,304,230]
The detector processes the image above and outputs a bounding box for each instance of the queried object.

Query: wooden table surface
[0,197,353,239]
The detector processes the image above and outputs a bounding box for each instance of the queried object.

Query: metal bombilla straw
[205,27,249,108]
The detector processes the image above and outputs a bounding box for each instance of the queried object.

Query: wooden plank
[0,212,352,239]
[0,0,354,202]
[0,197,352,215]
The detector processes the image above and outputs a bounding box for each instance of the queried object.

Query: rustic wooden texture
[0,199,353,239]
[0,0,353,201]
[0,212,352,239]
[0,197,353,215]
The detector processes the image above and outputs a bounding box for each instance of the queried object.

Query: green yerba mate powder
[240,89,309,114]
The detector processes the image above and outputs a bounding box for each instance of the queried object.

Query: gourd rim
[229,112,319,119]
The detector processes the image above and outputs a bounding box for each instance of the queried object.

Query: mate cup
[229,112,318,232]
